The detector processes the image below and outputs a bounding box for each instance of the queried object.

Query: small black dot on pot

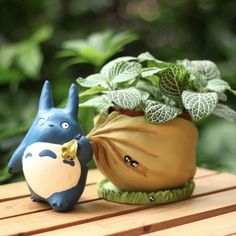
[131,160,139,167]
[124,155,132,163]
[149,196,155,202]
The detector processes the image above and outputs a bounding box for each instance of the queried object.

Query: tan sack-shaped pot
[87,111,198,192]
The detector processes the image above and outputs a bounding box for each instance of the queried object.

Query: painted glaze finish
[88,111,198,191]
[8,81,93,212]
[23,142,81,199]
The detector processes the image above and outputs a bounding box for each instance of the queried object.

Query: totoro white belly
[22,142,81,199]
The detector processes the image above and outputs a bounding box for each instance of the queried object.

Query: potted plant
[77,52,236,204]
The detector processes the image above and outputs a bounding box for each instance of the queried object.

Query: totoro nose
[48,123,54,127]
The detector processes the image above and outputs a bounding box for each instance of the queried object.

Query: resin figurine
[8,81,93,212]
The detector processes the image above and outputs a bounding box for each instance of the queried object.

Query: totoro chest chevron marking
[22,142,81,199]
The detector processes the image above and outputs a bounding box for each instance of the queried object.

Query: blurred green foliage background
[0,0,236,183]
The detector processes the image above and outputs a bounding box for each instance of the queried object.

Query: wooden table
[0,168,236,236]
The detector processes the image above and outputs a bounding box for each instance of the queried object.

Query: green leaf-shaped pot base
[97,179,195,205]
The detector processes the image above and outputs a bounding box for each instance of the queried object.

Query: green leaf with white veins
[141,67,165,77]
[207,79,231,93]
[190,74,208,91]
[159,64,188,102]
[216,92,227,102]
[212,104,236,122]
[101,56,137,75]
[145,100,180,124]
[182,91,218,121]
[79,86,108,97]
[138,52,168,68]
[77,74,107,88]
[105,61,141,84]
[181,59,220,80]
[178,59,195,72]
[80,95,112,110]
[106,88,142,109]
[138,52,163,64]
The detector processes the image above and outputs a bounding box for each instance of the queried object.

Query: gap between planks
[0,168,104,203]
[0,184,100,220]
[147,211,236,236]
[0,170,233,221]
[29,189,236,236]
[0,173,236,235]
[0,168,224,220]
[0,167,217,203]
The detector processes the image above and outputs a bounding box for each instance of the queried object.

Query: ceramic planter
[88,110,198,193]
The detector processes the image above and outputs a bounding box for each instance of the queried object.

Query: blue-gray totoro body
[8,81,93,212]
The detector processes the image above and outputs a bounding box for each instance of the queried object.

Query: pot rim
[110,107,192,122]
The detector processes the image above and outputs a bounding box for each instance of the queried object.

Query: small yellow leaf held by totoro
[61,139,78,161]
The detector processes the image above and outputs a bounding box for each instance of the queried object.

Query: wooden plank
[0,168,104,202]
[0,167,212,201]
[87,168,104,185]
[0,181,29,202]
[0,172,235,221]
[0,167,216,202]
[194,167,217,178]
[193,173,236,197]
[35,189,236,236]
[0,189,236,235]
[152,212,236,236]
[0,199,148,235]
[0,184,99,220]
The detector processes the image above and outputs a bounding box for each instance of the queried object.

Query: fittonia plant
[77,52,236,124]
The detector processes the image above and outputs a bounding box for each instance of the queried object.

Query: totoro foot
[50,200,73,212]
[31,196,44,202]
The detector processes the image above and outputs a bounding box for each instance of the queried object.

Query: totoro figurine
[8,81,93,212]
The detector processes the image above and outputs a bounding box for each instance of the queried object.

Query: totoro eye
[38,118,45,126]
[61,122,70,129]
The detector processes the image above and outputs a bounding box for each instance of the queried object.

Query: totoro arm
[75,134,93,166]
[8,143,26,173]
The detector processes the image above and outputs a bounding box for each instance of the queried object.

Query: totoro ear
[38,81,54,112]
[66,83,79,119]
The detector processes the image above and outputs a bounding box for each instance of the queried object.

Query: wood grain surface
[0,167,235,236]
